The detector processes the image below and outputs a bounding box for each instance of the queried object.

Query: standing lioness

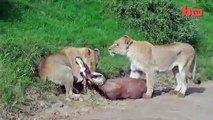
[108,35,198,98]
[38,46,99,99]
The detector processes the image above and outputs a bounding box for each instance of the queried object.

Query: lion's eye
[115,44,119,47]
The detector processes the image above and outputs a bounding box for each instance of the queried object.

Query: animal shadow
[186,87,205,95]
[152,87,205,97]
[153,88,172,97]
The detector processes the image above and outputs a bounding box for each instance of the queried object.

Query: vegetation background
[0,0,212,112]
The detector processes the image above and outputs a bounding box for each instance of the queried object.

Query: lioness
[38,46,99,100]
[108,35,198,98]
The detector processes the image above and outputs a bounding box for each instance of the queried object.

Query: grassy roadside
[0,0,212,112]
[0,0,141,110]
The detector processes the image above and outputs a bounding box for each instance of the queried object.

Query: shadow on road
[186,87,205,95]
[153,87,205,97]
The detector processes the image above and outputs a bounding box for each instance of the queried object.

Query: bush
[196,0,213,14]
[0,0,22,21]
[110,0,198,46]
[0,41,53,110]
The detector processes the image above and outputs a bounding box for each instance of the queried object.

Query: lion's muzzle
[109,51,115,56]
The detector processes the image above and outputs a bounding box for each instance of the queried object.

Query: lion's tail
[38,58,45,73]
[38,58,47,83]
[192,55,201,84]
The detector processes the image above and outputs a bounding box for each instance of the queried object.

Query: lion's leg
[170,72,182,95]
[170,67,182,95]
[178,65,190,97]
[64,71,80,100]
[179,65,192,97]
[129,71,141,79]
[178,58,193,97]
[129,64,141,79]
[144,70,155,98]
[64,79,72,98]
[175,72,182,92]
[178,71,187,97]
[64,75,72,101]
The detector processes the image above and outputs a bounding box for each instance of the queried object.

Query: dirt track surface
[28,82,213,120]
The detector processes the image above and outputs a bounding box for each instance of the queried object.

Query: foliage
[0,41,53,110]
[0,0,136,110]
[0,0,22,21]
[110,0,198,46]
[197,56,213,81]
[0,0,212,112]
[196,0,213,14]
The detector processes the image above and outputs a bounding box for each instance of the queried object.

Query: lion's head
[83,48,100,72]
[60,46,100,82]
[75,56,106,86]
[108,35,133,56]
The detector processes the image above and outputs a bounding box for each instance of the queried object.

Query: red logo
[182,6,203,17]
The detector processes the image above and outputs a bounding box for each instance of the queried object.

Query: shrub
[196,0,213,14]
[110,0,198,46]
[0,0,22,21]
[0,41,53,111]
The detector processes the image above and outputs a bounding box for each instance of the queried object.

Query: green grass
[0,0,212,111]
[0,0,141,110]
[172,0,213,80]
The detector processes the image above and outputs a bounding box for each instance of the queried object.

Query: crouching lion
[108,35,200,98]
[38,46,99,100]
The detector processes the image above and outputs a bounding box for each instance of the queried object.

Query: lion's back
[38,53,70,82]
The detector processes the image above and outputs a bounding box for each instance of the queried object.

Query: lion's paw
[70,93,81,101]
[143,94,152,99]
[78,97,84,102]
[169,90,178,95]
[177,93,185,98]
[65,97,72,101]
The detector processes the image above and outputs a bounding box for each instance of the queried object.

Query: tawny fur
[38,46,99,99]
[108,35,197,98]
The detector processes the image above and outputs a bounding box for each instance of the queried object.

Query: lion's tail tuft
[192,55,201,85]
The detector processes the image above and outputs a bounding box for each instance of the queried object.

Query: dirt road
[78,82,213,120]
[29,81,213,120]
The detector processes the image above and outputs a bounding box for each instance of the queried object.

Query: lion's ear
[85,48,91,57]
[94,48,100,56]
[124,37,133,45]
[123,35,129,38]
